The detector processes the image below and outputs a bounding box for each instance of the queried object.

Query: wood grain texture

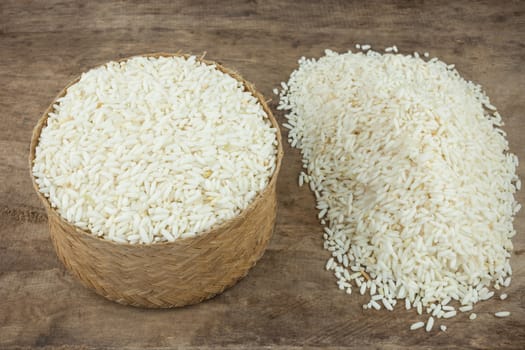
[0,0,524,349]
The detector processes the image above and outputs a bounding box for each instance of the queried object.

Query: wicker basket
[28,53,283,308]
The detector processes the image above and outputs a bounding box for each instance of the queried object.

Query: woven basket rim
[29,52,284,248]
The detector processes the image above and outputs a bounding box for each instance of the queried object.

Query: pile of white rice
[33,55,277,244]
[278,46,520,330]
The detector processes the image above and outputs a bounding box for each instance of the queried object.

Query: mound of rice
[278,47,520,328]
[33,55,277,244]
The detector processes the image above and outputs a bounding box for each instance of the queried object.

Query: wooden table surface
[1,1,524,349]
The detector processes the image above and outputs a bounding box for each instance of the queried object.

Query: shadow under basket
[28,53,284,308]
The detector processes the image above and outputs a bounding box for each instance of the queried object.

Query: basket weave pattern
[29,53,283,308]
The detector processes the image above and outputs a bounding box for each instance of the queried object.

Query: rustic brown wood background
[1,0,524,349]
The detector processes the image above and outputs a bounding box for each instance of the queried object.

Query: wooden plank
[0,0,524,348]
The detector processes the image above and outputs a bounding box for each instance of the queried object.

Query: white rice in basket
[33,55,278,244]
[278,46,520,329]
